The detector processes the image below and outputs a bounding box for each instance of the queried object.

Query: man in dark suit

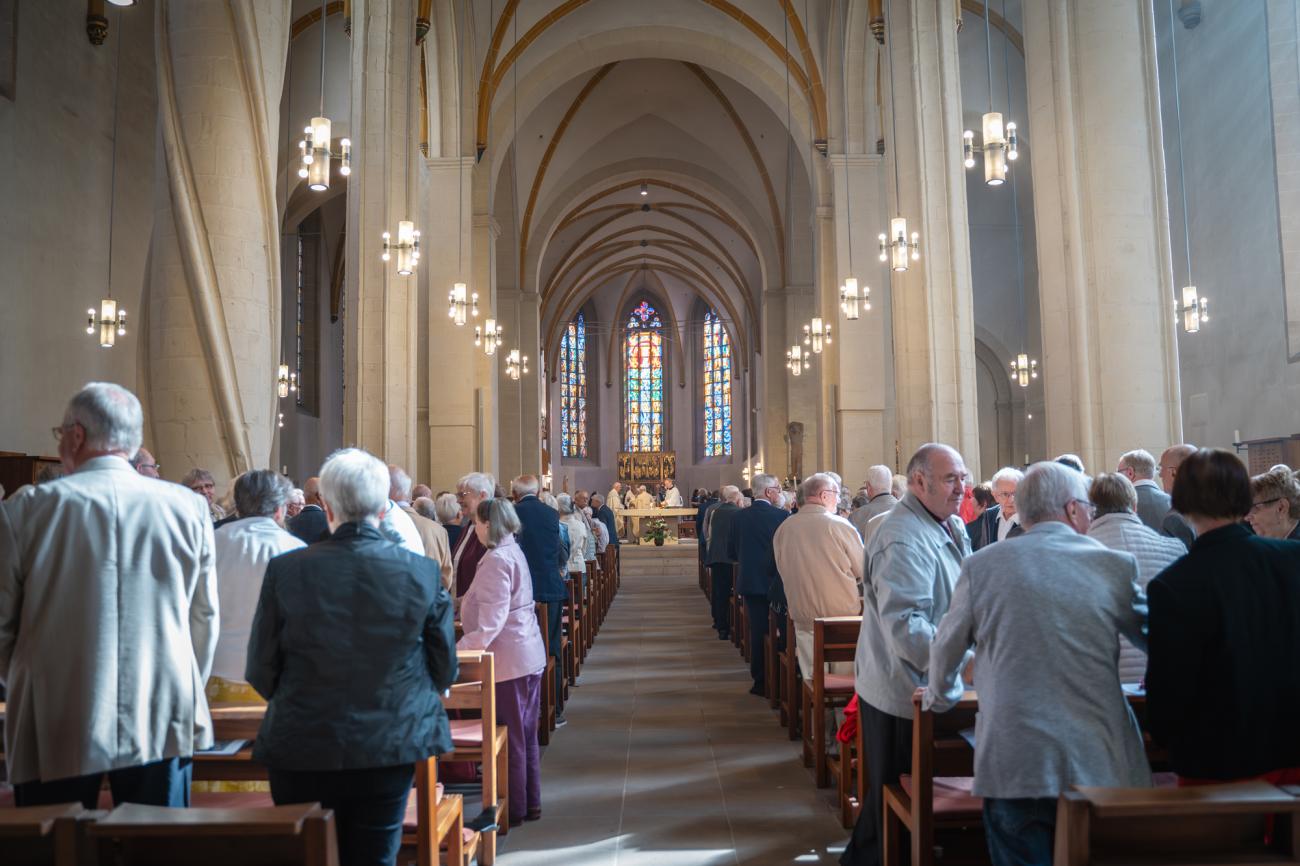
[591,494,619,550]
[287,476,329,543]
[728,473,790,695]
[705,486,743,639]
[968,467,1025,552]
[1158,444,1198,548]
[1118,449,1173,532]
[511,475,567,710]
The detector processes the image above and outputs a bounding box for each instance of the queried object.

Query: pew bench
[0,802,98,866]
[445,650,509,865]
[800,616,861,788]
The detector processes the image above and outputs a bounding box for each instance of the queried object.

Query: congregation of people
[693,440,1300,866]
[0,382,626,866]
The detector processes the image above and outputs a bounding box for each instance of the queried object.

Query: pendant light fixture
[475,318,503,355]
[505,348,529,380]
[1167,0,1207,333]
[802,317,832,354]
[838,3,870,320]
[298,0,350,192]
[999,0,1036,389]
[277,363,299,398]
[446,0,473,324]
[88,6,126,348]
[382,18,420,275]
[962,1,1017,186]
[786,344,809,376]
[878,14,920,272]
[501,4,529,377]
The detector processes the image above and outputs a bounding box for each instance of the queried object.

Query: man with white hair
[850,464,898,544]
[968,467,1026,551]
[925,462,1148,866]
[606,480,625,538]
[705,485,744,639]
[773,473,864,673]
[286,488,306,520]
[843,444,970,866]
[512,474,568,710]
[390,464,452,589]
[1118,448,1172,532]
[0,382,217,807]
[729,473,791,695]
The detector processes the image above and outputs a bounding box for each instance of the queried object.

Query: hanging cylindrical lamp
[381,220,421,275]
[786,344,808,376]
[447,282,479,326]
[962,3,1018,187]
[1008,353,1038,388]
[86,299,127,348]
[879,217,920,272]
[506,348,528,380]
[297,0,350,193]
[1179,286,1208,333]
[86,4,126,347]
[802,317,832,354]
[277,362,298,398]
[839,278,872,320]
[475,318,503,355]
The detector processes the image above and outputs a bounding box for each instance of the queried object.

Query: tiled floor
[496,552,847,865]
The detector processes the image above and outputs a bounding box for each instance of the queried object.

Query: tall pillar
[345,0,420,470]
[472,208,501,479]
[1022,0,1182,470]
[149,0,289,484]
[884,0,981,475]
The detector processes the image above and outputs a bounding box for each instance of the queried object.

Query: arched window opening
[560,312,588,458]
[702,309,732,456]
[624,300,664,452]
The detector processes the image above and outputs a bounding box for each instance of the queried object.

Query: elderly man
[451,472,494,596]
[842,444,970,866]
[968,466,1025,551]
[286,488,306,520]
[1118,448,1172,531]
[0,382,217,807]
[663,478,684,507]
[287,475,329,544]
[1158,444,1198,547]
[130,446,161,478]
[633,484,655,509]
[512,475,568,712]
[210,470,305,700]
[926,462,1149,866]
[606,481,626,537]
[850,464,898,544]
[773,473,863,675]
[391,464,452,588]
[705,485,744,639]
[411,483,433,502]
[183,467,226,523]
[591,493,619,553]
[729,473,791,695]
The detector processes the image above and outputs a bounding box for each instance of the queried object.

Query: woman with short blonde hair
[1247,467,1300,540]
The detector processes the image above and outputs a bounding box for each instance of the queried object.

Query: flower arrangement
[643,517,669,545]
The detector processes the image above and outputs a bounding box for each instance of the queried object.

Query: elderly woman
[452,472,495,597]
[1246,466,1300,541]
[246,448,458,866]
[1086,473,1186,682]
[433,491,464,550]
[557,494,589,586]
[1146,449,1300,784]
[459,498,548,825]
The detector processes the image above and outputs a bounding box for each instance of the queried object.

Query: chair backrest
[87,802,338,866]
[1055,781,1300,865]
[906,690,978,859]
[445,650,497,751]
[0,803,94,866]
[814,616,862,667]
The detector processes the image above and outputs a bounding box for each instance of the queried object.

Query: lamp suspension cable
[983,0,993,117]
[318,0,326,119]
[1167,0,1206,331]
[1002,0,1035,389]
[878,7,920,270]
[87,5,128,347]
[837,0,869,319]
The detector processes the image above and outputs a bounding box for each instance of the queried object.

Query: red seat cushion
[190,791,276,809]
[450,719,485,745]
[898,774,983,816]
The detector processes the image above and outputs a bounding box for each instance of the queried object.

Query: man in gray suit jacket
[926,462,1150,866]
[1,383,217,808]
[1118,448,1173,532]
[849,464,898,543]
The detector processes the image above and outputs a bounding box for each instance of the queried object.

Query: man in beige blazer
[390,464,453,587]
[0,382,218,808]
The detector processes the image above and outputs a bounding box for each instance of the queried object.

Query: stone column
[344,0,420,470]
[1022,0,1182,470]
[884,0,981,476]
[493,285,542,483]
[472,206,501,478]
[149,0,290,483]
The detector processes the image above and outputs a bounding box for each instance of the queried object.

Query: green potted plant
[643,517,669,546]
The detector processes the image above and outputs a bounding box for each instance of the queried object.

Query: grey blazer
[1133,480,1172,533]
[925,522,1151,799]
[855,493,969,719]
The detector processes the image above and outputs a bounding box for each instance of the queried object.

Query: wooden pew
[87,802,339,866]
[445,650,509,865]
[800,616,861,788]
[564,577,585,679]
[766,610,782,711]
[400,757,478,866]
[781,612,800,740]
[1055,781,1300,866]
[829,702,868,829]
[0,802,96,866]
[535,602,557,745]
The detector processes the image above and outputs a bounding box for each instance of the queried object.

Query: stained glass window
[560,313,587,458]
[624,300,664,452]
[703,310,733,456]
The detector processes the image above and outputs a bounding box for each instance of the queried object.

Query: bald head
[303,476,322,506]
[1159,444,1197,494]
[905,443,967,521]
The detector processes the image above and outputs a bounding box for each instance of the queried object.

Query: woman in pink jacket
[458,498,548,824]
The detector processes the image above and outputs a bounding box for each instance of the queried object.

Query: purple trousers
[497,672,542,823]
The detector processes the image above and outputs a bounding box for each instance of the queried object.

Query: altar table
[621,507,698,543]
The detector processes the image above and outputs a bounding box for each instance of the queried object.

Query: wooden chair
[1056,781,1300,865]
[800,616,861,788]
[445,650,509,865]
[534,602,556,745]
[564,577,585,677]
[780,612,801,740]
[583,561,597,652]
[729,566,743,649]
[400,757,479,866]
[87,802,339,866]
[0,802,98,866]
[882,690,982,866]
[828,701,868,829]
[766,608,782,711]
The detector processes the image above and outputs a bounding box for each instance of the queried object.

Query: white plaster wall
[0,1,156,459]
[1155,0,1300,448]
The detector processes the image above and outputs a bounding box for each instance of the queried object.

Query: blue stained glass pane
[624,304,664,451]
[560,314,587,457]
[702,310,732,456]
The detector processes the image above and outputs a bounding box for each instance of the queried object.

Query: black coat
[695,497,718,560]
[1146,523,1300,779]
[729,500,790,597]
[594,504,619,548]
[966,505,1023,551]
[443,521,463,552]
[287,505,329,544]
[514,494,566,602]
[705,502,741,566]
[246,522,458,771]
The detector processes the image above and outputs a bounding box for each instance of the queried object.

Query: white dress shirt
[212,516,305,682]
[382,499,426,555]
[997,510,1021,542]
[664,486,684,507]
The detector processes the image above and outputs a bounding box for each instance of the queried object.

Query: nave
[499,545,843,866]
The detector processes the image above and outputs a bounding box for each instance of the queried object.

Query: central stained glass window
[624,300,664,452]
[560,313,587,457]
[702,309,732,456]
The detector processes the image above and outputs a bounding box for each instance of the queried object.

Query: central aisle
[497,546,846,866]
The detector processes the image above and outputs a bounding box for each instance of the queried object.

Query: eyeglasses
[137,462,161,472]
[1071,498,1096,517]
[51,423,78,442]
[1249,497,1283,513]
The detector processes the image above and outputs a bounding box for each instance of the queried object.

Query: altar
[622,507,697,544]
